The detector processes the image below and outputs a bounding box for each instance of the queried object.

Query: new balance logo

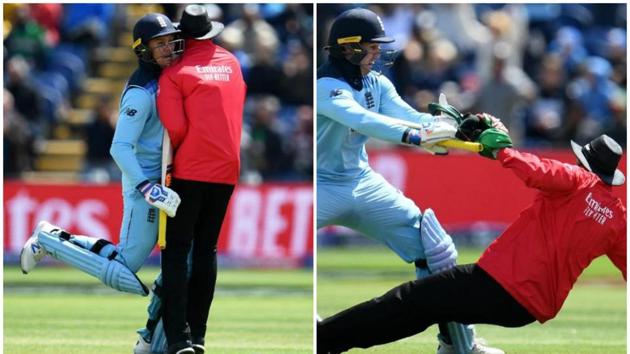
[31,243,41,254]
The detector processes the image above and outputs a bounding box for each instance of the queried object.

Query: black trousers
[161,178,234,352]
[318,264,535,353]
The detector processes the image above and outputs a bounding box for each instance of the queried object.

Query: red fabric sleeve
[157,71,187,149]
[497,148,580,193]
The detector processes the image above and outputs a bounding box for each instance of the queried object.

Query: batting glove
[428,93,466,124]
[402,116,458,147]
[456,113,508,142]
[137,181,181,217]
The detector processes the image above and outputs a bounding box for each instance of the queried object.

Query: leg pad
[38,230,149,296]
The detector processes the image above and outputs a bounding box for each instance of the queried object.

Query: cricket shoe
[192,344,204,354]
[20,220,56,274]
[168,341,195,354]
[133,335,152,354]
[436,336,505,354]
[191,336,205,354]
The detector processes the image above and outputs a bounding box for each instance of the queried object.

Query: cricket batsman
[317,8,503,354]
[318,128,626,352]
[19,13,184,354]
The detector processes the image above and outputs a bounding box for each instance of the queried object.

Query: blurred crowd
[4,4,121,178]
[4,3,313,183]
[318,4,627,148]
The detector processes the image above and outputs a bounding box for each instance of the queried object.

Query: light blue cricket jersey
[110,79,163,194]
[317,70,433,182]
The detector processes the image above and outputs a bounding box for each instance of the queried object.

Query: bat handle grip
[437,140,483,153]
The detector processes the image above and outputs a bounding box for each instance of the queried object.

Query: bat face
[158,131,174,249]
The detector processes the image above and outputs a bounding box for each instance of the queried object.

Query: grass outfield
[318,247,626,354]
[4,266,313,354]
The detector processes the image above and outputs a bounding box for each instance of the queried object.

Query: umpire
[319,132,626,353]
[157,5,246,354]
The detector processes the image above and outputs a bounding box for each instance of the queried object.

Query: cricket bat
[437,139,483,153]
[379,116,483,153]
[158,131,173,249]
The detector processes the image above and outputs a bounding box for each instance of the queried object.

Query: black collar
[317,56,363,91]
[138,59,162,78]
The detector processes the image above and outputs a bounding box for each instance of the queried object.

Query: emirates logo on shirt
[195,65,233,81]
[584,192,614,225]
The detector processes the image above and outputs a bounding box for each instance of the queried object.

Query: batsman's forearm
[110,141,151,187]
[380,115,424,130]
[319,92,414,145]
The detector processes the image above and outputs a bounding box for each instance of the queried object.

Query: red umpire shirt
[157,39,246,184]
[478,148,626,323]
